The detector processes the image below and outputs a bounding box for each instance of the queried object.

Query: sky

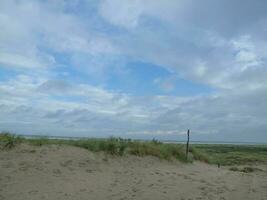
[0,0,267,142]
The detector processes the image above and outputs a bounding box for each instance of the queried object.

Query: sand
[0,144,266,200]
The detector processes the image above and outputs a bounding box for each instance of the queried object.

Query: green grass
[1,132,266,166]
[61,137,188,162]
[192,144,267,166]
[0,132,23,149]
[0,133,190,162]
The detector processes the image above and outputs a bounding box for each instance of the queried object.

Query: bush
[0,133,211,163]
[28,137,50,146]
[0,132,22,149]
[229,166,256,173]
[190,147,209,163]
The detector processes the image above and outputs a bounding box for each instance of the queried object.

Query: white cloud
[0,71,267,141]
[98,0,267,92]
[0,0,267,141]
[231,35,262,71]
[193,61,207,78]
[0,52,54,69]
[0,0,118,71]
[99,0,144,29]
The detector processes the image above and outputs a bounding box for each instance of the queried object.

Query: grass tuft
[192,144,267,166]
[0,132,22,149]
[1,132,266,166]
[190,147,209,163]
[28,137,50,146]
[229,166,262,173]
[0,134,190,162]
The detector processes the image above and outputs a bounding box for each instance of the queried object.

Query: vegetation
[0,133,190,161]
[229,166,263,173]
[190,147,209,163]
[192,144,267,165]
[1,132,267,166]
[29,137,189,161]
[0,132,22,149]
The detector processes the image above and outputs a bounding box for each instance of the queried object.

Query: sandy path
[0,144,266,200]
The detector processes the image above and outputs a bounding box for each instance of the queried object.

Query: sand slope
[0,144,266,200]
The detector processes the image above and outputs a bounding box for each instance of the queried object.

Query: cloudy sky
[0,0,267,142]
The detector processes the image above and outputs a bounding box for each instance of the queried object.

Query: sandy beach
[0,144,266,200]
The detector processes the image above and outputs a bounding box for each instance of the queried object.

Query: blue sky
[0,0,267,142]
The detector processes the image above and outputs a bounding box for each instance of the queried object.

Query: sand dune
[0,144,266,200]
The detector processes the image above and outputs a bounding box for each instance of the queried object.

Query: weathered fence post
[186,129,190,160]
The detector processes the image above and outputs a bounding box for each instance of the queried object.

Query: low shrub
[0,132,22,149]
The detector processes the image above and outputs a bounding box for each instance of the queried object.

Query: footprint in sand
[86,169,94,173]
[53,169,62,176]
[135,179,142,184]
[110,182,118,187]
[78,162,86,167]
[28,190,39,194]
[114,170,122,175]
[5,176,11,181]
[132,187,138,193]
[60,160,73,167]
[157,179,164,183]
[198,186,207,191]
[183,175,192,180]
[155,171,164,176]
[60,160,75,171]
[199,179,207,183]
[19,167,28,171]
[40,150,47,155]
[18,162,30,171]
[35,166,44,171]
[64,193,72,197]
[2,162,14,168]
[216,187,226,194]
[176,173,183,177]
[221,185,231,192]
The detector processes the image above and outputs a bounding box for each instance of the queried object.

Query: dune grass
[0,132,23,149]
[192,144,267,166]
[1,132,266,166]
[0,133,189,162]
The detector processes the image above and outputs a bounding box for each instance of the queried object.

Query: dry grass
[2,132,266,166]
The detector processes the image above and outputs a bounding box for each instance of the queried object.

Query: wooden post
[186,129,190,160]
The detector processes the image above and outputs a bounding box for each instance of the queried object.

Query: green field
[1,132,267,166]
[192,144,267,166]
